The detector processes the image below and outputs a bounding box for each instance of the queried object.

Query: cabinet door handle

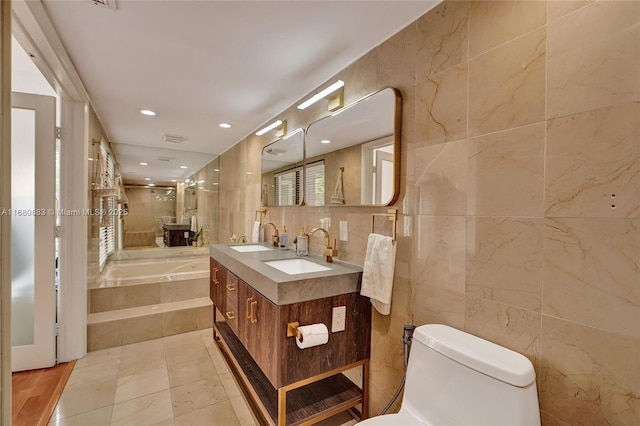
[250,300,258,324]
[226,284,235,291]
[213,267,219,284]
[246,297,254,319]
[226,311,235,320]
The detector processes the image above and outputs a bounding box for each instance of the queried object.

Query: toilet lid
[357,412,429,425]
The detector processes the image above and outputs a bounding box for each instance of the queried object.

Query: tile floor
[48,328,358,426]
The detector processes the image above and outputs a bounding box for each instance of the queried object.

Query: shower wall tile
[406,140,468,216]
[547,1,640,119]
[415,63,468,146]
[545,102,640,218]
[539,316,640,425]
[464,297,541,369]
[543,218,640,339]
[467,123,544,217]
[469,0,546,58]
[466,217,543,312]
[416,0,469,80]
[468,27,546,136]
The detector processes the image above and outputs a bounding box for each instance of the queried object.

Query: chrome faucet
[309,227,338,262]
[264,222,280,247]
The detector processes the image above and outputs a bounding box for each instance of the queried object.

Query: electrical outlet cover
[331,306,346,333]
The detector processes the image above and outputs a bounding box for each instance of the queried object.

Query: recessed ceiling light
[139,162,148,166]
[148,183,155,187]
[171,179,177,182]
[246,172,253,175]
[321,139,331,144]
[139,109,157,116]
[144,178,151,181]
[214,169,220,172]
[180,166,188,169]
[88,158,94,161]
[219,123,231,128]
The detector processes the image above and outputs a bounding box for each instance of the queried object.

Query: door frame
[11,0,92,365]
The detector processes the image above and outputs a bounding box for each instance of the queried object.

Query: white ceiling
[40,0,439,186]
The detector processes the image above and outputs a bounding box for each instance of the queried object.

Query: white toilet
[359,324,540,425]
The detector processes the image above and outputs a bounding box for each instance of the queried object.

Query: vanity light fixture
[297,80,344,111]
[180,166,188,169]
[256,119,286,137]
[219,123,231,128]
[283,127,303,140]
[144,178,151,181]
[139,109,157,116]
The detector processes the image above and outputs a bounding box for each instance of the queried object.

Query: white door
[375,150,393,205]
[10,92,57,372]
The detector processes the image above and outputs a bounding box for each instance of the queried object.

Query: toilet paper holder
[287,322,303,341]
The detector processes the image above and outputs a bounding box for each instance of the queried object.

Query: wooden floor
[12,361,76,426]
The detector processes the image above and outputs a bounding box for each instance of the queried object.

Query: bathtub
[94,255,210,288]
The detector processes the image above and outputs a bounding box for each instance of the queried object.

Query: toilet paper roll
[295,323,329,349]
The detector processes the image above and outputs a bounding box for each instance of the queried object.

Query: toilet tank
[402,324,540,426]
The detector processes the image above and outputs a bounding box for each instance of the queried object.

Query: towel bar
[371,209,397,241]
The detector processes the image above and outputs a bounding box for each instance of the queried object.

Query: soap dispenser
[279,225,289,250]
[296,227,308,256]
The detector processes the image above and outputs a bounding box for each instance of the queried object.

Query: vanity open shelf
[210,244,370,426]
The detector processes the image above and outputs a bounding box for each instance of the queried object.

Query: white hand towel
[360,233,396,315]
[190,215,197,232]
[251,221,261,243]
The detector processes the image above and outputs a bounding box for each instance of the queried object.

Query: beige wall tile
[540,317,640,425]
[544,218,640,339]
[547,1,640,119]
[547,0,594,23]
[415,63,468,146]
[469,0,546,58]
[464,297,541,368]
[466,217,543,312]
[467,123,544,217]
[377,23,417,91]
[369,276,412,414]
[416,0,469,80]
[545,102,640,218]
[469,28,546,136]
[408,215,466,292]
[412,283,465,329]
[405,140,468,216]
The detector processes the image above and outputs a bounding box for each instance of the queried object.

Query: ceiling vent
[89,0,117,11]
[157,156,175,162]
[161,133,187,144]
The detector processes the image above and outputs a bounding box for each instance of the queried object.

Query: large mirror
[260,129,304,206]
[304,87,401,206]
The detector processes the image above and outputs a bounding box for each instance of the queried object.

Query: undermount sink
[230,244,273,253]
[264,258,332,275]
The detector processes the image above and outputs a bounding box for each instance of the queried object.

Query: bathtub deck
[88,255,212,351]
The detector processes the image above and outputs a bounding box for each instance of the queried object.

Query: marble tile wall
[203,1,639,423]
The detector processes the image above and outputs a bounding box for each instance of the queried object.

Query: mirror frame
[303,87,402,207]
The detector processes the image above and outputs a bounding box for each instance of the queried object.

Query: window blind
[99,140,116,271]
[304,161,325,206]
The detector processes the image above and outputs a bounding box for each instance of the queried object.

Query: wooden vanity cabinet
[209,258,226,316]
[210,256,370,426]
